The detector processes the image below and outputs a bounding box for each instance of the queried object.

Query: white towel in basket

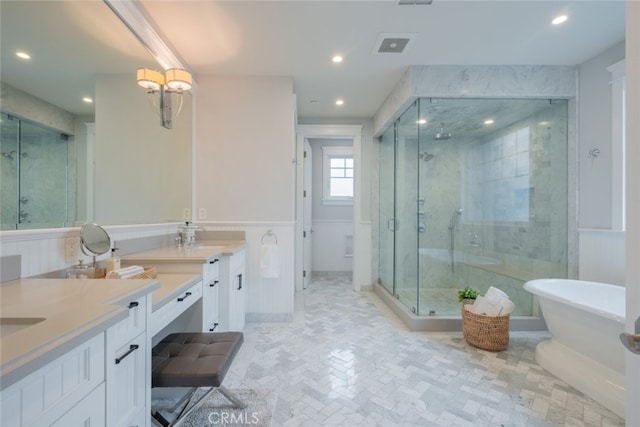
[106,265,144,279]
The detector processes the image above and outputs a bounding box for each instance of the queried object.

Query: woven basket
[461,304,510,351]
[130,267,157,279]
[105,267,157,279]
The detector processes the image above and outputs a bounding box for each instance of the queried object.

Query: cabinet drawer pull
[209,323,219,332]
[209,280,219,287]
[209,258,219,265]
[177,291,192,302]
[128,301,139,309]
[115,344,139,365]
[237,273,243,290]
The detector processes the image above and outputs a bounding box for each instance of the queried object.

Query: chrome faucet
[178,222,205,247]
[469,232,481,248]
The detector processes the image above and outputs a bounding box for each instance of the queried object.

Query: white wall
[194,75,296,319]
[195,76,295,222]
[576,43,626,284]
[578,42,626,229]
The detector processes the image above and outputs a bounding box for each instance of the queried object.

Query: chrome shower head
[434,123,451,140]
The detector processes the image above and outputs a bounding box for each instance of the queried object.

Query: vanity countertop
[0,277,159,390]
[121,240,246,264]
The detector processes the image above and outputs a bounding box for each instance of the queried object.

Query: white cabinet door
[0,334,105,427]
[219,249,246,331]
[229,263,246,331]
[50,383,105,427]
[202,258,220,332]
[105,332,147,427]
[105,296,150,427]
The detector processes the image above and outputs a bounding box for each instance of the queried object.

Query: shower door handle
[387,218,396,231]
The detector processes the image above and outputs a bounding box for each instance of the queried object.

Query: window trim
[321,146,353,205]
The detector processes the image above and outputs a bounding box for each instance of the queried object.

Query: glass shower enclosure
[378,98,568,319]
[1,112,70,229]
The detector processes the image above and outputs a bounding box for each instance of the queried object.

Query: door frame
[295,125,364,292]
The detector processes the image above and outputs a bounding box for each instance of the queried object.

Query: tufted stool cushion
[152,332,244,388]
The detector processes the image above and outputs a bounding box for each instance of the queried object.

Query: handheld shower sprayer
[448,208,463,230]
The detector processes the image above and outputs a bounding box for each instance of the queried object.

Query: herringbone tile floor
[226,277,624,427]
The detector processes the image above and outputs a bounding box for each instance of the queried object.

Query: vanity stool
[151,332,246,427]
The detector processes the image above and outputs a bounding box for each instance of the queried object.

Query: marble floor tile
[225,277,624,427]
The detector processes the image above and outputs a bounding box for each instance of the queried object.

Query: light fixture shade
[165,68,192,91]
[137,68,164,91]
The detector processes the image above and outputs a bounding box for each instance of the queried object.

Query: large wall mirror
[0,1,192,230]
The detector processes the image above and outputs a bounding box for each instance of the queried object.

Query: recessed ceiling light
[82,97,93,104]
[335,99,344,106]
[552,15,568,25]
[16,51,30,60]
[417,119,427,125]
[332,55,343,63]
[484,119,494,125]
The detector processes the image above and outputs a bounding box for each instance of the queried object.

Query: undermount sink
[189,245,224,251]
[0,317,46,339]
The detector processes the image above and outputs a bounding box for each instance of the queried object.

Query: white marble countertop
[0,277,160,390]
[121,240,246,264]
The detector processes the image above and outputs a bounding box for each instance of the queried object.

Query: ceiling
[140,0,625,119]
[0,1,626,120]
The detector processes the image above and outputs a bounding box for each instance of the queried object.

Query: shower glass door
[0,112,69,229]
[378,124,396,294]
[394,102,420,313]
[415,98,569,316]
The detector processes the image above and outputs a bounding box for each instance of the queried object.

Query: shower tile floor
[395,287,462,316]
[225,276,624,427]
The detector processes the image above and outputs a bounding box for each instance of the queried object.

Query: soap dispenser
[106,241,121,274]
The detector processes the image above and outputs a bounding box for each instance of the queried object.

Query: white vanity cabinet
[202,258,221,332]
[0,333,105,427]
[105,294,150,427]
[219,248,246,331]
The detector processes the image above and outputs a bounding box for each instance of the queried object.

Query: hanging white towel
[260,242,280,279]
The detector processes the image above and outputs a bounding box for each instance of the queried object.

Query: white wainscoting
[578,229,625,285]
[199,221,295,322]
[311,220,353,273]
[0,223,179,278]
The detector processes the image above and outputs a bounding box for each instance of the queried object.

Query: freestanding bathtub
[523,278,626,418]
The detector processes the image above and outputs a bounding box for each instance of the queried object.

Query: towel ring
[261,230,278,245]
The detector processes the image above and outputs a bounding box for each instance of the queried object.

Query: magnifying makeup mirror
[80,223,111,266]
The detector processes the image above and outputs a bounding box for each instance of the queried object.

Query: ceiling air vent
[373,33,416,54]
[398,0,433,4]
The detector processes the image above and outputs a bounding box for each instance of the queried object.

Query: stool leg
[218,385,248,409]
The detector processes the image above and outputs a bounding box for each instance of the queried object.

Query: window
[322,146,353,205]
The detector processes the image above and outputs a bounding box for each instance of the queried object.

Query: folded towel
[260,242,280,279]
[106,265,144,279]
